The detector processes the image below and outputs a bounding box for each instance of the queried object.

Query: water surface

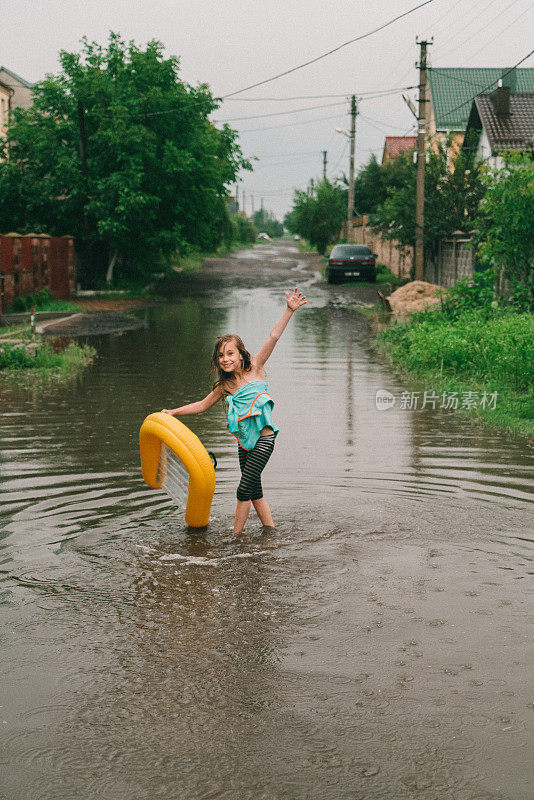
[1,244,533,799]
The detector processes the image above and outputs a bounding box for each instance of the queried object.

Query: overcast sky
[3,0,534,220]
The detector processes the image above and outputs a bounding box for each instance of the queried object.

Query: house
[0,67,34,159]
[381,136,417,164]
[463,87,534,168]
[426,66,534,165]
[0,66,34,113]
[0,79,13,139]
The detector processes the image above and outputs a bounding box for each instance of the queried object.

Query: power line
[245,150,321,161]
[222,0,437,98]
[223,86,418,102]
[233,112,350,134]
[80,85,417,124]
[433,0,526,61]
[380,0,464,85]
[215,100,347,123]
[382,0,495,89]
[437,47,534,120]
[215,86,418,123]
[242,187,300,194]
[248,149,322,160]
[332,139,349,174]
[431,0,503,51]
[464,4,534,63]
[359,113,409,134]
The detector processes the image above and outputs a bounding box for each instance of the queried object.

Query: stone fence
[0,233,75,315]
[344,219,479,288]
[426,232,475,287]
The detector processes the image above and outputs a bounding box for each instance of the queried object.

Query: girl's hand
[161,409,174,415]
[285,287,307,311]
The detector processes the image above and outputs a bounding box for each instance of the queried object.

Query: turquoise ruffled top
[225,380,279,450]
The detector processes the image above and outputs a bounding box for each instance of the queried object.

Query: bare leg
[234,499,251,534]
[252,497,274,527]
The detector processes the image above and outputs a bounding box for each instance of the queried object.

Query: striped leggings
[236,433,275,501]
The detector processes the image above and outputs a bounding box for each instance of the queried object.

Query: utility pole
[251,195,255,216]
[347,94,357,242]
[242,189,246,217]
[415,38,431,281]
[323,150,327,181]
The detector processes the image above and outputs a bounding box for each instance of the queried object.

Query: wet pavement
[1,241,533,799]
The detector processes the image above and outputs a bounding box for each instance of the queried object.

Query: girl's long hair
[211,334,252,391]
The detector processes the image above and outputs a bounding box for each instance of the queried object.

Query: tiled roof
[382,136,417,162]
[428,68,534,130]
[473,93,534,152]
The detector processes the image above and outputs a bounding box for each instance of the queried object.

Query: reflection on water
[1,259,533,799]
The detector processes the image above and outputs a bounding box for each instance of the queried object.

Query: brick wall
[346,216,413,278]
[0,234,75,315]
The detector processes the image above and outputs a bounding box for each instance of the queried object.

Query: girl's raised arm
[161,385,224,416]
[253,288,307,368]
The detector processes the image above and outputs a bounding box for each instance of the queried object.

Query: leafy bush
[437,269,496,319]
[376,263,409,287]
[474,155,534,311]
[0,341,95,371]
[8,289,80,313]
[379,307,534,392]
[229,214,257,245]
[252,209,284,239]
[10,289,53,312]
[285,180,346,254]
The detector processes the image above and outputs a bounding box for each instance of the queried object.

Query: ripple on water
[1,283,533,800]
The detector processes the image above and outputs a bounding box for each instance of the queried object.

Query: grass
[374,307,534,439]
[0,339,96,373]
[0,325,32,340]
[295,239,322,254]
[7,289,81,313]
[375,263,410,288]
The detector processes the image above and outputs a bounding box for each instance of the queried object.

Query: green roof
[428,68,534,130]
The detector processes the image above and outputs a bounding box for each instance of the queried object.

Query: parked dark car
[327,244,377,283]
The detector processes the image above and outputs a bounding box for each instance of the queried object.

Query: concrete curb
[1,311,78,324]
[36,314,84,334]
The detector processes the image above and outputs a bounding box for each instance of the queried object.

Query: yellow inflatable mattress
[139,413,216,527]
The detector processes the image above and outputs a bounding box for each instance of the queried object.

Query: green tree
[252,208,284,239]
[230,214,257,245]
[285,180,346,254]
[0,33,249,286]
[474,154,534,310]
[370,138,484,264]
[339,152,416,216]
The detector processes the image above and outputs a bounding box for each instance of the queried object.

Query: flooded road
[1,242,533,799]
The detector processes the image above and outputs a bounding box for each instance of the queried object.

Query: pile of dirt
[387,280,442,314]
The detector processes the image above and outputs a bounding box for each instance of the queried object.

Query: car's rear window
[330,245,372,257]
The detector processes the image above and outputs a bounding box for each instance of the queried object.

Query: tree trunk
[106,249,119,286]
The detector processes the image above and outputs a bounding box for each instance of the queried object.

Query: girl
[161,287,307,534]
